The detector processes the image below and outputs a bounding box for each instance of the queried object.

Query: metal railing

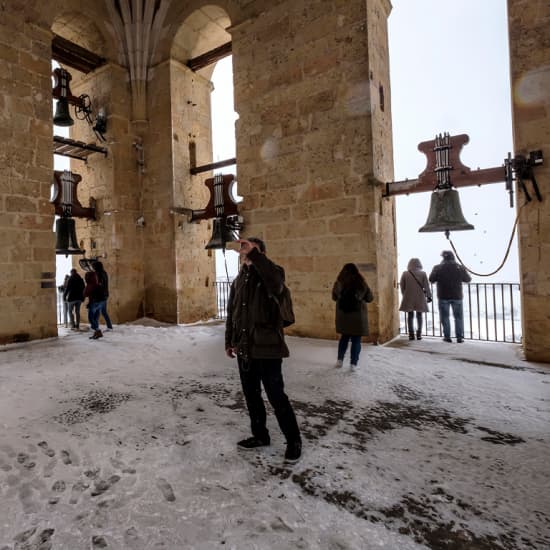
[214,280,232,319]
[217,280,521,343]
[400,282,522,343]
[59,280,521,343]
[57,288,67,326]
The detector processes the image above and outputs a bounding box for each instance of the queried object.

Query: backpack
[272,284,295,327]
[338,288,361,313]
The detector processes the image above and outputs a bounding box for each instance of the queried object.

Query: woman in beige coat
[399,258,432,340]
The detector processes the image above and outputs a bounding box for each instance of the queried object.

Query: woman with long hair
[399,258,431,340]
[331,263,373,369]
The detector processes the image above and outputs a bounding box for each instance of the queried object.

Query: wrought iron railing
[214,280,232,320]
[59,280,521,343]
[400,282,522,343]
[57,288,67,326]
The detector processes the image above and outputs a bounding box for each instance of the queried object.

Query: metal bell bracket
[505,150,543,206]
[52,68,107,142]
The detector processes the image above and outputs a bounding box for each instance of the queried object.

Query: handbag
[408,270,432,303]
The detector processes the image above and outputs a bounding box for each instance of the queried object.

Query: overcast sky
[389,0,516,282]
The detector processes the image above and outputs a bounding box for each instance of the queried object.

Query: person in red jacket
[84,271,106,340]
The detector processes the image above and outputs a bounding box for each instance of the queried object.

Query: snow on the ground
[0,321,548,550]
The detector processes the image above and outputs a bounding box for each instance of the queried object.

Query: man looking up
[225,238,302,463]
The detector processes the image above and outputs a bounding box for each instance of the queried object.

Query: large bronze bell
[205,217,239,250]
[53,97,74,127]
[419,188,474,233]
[55,217,85,256]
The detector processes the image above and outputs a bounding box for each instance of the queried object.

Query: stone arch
[164,4,236,323]
[51,11,107,58]
[48,6,139,327]
[171,4,232,79]
[153,0,243,65]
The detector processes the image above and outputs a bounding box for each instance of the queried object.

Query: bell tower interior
[0,0,548,362]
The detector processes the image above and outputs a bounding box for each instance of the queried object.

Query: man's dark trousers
[238,357,301,445]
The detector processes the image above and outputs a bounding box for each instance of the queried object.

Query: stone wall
[168,60,217,323]
[508,0,550,362]
[0,10,56,344]
[70,63,145,324]
[231,0,397,341]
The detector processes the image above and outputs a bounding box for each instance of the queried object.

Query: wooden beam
[190,158,236,175]
[384,134,506,196]
[52,34,106,74]
[385,167,506,197]
[187,42,232,72]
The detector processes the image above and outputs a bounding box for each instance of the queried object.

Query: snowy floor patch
[0,323,548,549]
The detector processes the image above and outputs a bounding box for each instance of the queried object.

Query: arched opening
[51,13,107,326]
[170,5,240,322]
[388,0,519,342]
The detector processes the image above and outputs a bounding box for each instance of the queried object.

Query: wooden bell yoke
[384,133,543,208]
[171,173,243,249]
[51,170,96,219]
[172,174,240,221]
[384,134,506,197]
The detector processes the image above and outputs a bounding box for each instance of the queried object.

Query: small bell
[53,97,74,127]
[55,217,85,256]
[205,217,239,250]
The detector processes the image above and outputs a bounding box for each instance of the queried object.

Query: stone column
[168,60,217,323]
[508,0,550,362]
[231,0,397,341]
[0,16,56,344]
[71,64,145,324]
[136,58,215,324]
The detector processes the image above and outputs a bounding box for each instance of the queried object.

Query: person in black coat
[332,263,373,369]
[225,238,302,463]
[63,268,85,330]
[429,250,472,343]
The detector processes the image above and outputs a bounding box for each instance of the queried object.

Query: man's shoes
[408,334,415,340]
[457,338,464,343]
[443,337,452,343]
[335,359,343,368]
[237,436,270,450]
[284,440,302,463]
[416,332,422,340]
[350,363,357,369]
[90,329,103,340]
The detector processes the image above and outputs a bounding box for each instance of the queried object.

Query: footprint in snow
[156,478,176,502]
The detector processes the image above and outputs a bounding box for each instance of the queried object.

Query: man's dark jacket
[63,273,85,302]
[429,259,471,299]
[225,248,289,360]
